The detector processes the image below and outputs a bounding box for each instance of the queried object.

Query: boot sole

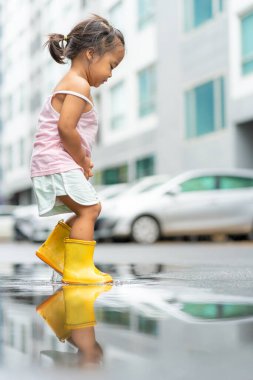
[36,251,63,276]
[61,279,113,285]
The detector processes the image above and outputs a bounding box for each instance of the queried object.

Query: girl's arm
[57,83,92,177]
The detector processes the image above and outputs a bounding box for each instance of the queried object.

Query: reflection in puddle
[37,285,112,368]
[1,262,253,377]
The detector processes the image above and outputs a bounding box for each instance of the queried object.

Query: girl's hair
[44,14,125,64]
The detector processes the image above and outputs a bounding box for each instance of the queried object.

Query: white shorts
[32,169,100,217]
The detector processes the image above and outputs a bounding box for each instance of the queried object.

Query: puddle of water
[1,263,253,379]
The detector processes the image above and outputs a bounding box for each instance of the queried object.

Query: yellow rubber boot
[36,289,71,342]
[36,220,71,275]
[63,284,112,329]
[36,220,108,278]
[62,239,113,284]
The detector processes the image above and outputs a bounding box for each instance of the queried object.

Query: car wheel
[131,216,160,244]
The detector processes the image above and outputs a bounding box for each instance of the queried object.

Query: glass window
[181,176,216,192]
[138,0,155,29]
[6,94,13,121]
[241,12,253,75]
[19,138,25,167]
[97,308,130,327]
[30,91,41,112]
[137,315,158,336]
[195,81,214,136]
[194,0,212,27]
[219,176,253,189]
[184,0,223,31]
[181,303,253,319]
[80,0,87,7]
[19,84,26,112]
[185,77,225,138]
[109,1,123,30]
[6,145,12,171]
[102,164,128,184]
[110,81,125,130]
[138,64,156,117]
[136,155,155,179]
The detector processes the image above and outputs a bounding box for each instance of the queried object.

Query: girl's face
[87,42,125,87]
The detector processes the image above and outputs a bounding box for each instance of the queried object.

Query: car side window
[180,176,216,192]
[219,176,253,189]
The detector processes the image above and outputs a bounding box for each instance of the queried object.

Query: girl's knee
[79,202,101,219]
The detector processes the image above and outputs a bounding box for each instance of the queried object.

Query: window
[184,0,223,31]
[109,1,123,30]
[6,94,13,121]
[241,12,253,75]
[19,138,25,167]
[102,164,128,184]
[185,77,225,138]
[219,176,253,189]
[138,64,156,117]
[136,155,155,179]
[6,145,13,171]
[138,0,155,29]
[19,84,26,112]
[30,91,41,112]
[110,81,125,130]
[80,0,87,7]
[137,315,158,336]
[180,176,216,192]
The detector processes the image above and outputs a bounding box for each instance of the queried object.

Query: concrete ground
[1,241,253,380]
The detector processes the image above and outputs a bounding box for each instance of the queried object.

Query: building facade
[0,0,253,204]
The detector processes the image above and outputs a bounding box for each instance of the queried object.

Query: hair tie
[63,35,68,41]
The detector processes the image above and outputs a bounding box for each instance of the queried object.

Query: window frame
[184,76,226,139]
[138,63,157,118]
[110,80,126,131]
[241,11,253,76]
[137,0,155,30]
[184,0,224,32]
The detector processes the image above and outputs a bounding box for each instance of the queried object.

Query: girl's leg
[57,195,101,240]
[65,214,77,228]
[57,195,112,284]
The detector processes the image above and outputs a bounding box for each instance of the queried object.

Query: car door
[211,175,253,232]
[159,175,220,234]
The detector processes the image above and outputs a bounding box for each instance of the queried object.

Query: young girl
[30,14,125,284]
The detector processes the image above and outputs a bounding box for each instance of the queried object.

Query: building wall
[157,0,234,176]
[1,0,253,204]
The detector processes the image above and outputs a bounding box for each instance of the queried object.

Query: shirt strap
[52,90,94,108]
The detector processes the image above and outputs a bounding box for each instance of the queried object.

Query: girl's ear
[86,48,95,62]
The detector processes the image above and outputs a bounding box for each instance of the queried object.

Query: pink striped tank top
[30,90,98,178]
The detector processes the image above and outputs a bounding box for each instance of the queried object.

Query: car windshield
[124,176,170,195]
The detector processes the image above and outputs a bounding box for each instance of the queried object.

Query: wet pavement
[1,242,253,379]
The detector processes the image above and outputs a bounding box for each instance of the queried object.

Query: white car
[95,168,253,243]
[0,205,17,240]
[13,204,72,242]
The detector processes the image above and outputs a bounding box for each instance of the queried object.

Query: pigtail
[43,15,125,63]
[43,33,68,64]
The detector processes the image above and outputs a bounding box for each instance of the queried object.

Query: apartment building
[0,0,253,204]
[156,0,253,174]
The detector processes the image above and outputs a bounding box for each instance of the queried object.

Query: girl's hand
[83,157,94,179]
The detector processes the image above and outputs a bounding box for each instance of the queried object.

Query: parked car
[0,205,17,240]
[96,175,171,201]
[95,168,253,243]
[13,176,170,242]
[97,183,129,201]
[13,204,72,242]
